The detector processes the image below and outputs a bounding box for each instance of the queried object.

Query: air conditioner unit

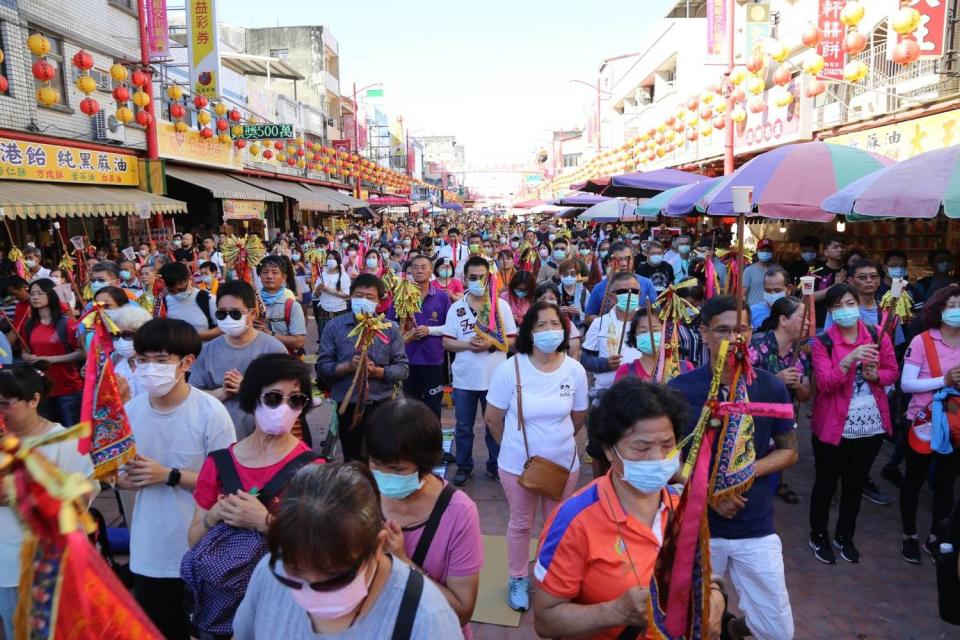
[849,92,891,118]
[93,110,126,144]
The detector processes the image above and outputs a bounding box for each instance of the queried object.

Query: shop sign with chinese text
[896,0,947,59]
[223,199,265,220]
[0,138,138,184]
[145,0,169,61]
[231,124,295,140]
[825,109,960,160]
[818,0,844,81]
[186,0,222,98]
[157,120,243,170]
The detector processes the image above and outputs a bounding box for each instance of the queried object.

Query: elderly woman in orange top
[533,377,725,640]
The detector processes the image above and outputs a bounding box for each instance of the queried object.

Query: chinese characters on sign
[223,199,265,220]
[818,0,845,81]
[156,120,243,170]
[230,124,295,140]
[0,138,139,184]
[896,0,947,59]
[186,0,222,98]
[744,3,771,59]
[706,0,727,58]
[828,110,959,161]
[145,0,169,61]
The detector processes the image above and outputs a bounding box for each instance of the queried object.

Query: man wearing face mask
[160,262,221,343]
[743,239,778,307]
[917,249,955,301]
[316,274,410,462]
[749,266,793,330]
[437,228,470,278]
[584,242,657,326]
[634,240,674,293]
[877,250,922,309]
[786,236,822,285]
[23,246,50,282]
[665,233,693,283]
[109,303,153,401]
[537,237,568,285]
[117,318,235,640]
[190,280,287,440]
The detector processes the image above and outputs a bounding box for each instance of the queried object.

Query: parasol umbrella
[821,145,960,218]
[603,168,706,198]
[553,207,585,219]
[636,177,724,217]
[552,192,610,207]
[699,141,894,221]
[571,177,610,193]
[578,198,653,222]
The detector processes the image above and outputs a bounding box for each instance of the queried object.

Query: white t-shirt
[486,354,588,476]
[29,266,52,282]
[124,387,236,578]
[582,309,642,391]
[0,423,94,587]
[443,296,518,391]
[317,268,350,312]
[165,288,217,335]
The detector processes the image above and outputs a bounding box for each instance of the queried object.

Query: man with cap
[743,239,778,306]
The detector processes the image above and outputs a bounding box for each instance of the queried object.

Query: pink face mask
[287,562,371,619]
[255,402,299,436]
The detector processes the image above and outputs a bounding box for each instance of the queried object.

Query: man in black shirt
[173,232,197,263]
[635,240,675,293]
[785,235,824,285]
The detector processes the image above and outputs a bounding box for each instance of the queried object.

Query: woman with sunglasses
[232,462,463,639]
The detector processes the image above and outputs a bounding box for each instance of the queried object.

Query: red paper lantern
[892,39,921,65]
[31,60,55,82]
[802,25,823,47]
[749,98,768,113]
[112,86,130,102]
[136,110,152,126]
[699,107,713,120]
[732,87,746,104]
[170,103,186,119]
[686,97,699,111]
[79,96,99,116]
[805,79,827,98]
[200,126,213,139]
[842,31,867,56]
[686,129,698,142]
[713,116,725,130]
[0,76,8,93]
[274,140,283,150]
[772,65,791,86]
[745,54,764,74]
[296,148,305,157]
[665,115,676,127]
[130,69,148,87]
[235,139,247,149]
[263,149,273,159]
[228,108,242,122]
[71,50,94,71]
[193,95,208,109]
[286,157,297,166]
[216,119,229,131]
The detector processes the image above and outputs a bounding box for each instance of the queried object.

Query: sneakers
[923,535,939,559]
[809,532,836,564]
[507,576,530,611]
[862,479,892,506]
[833,535,861,563]
[901,536,922,564]
[881,464,904,488]
[452,469,472,487]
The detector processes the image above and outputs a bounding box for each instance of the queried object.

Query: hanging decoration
[891,2,923,66]
[29,33,60,107]
[71,49,98,116]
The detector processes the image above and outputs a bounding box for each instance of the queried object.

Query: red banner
[145,0,169,61]
[331,139,352,153]
[898,0,948,59]
[817,0,845,80]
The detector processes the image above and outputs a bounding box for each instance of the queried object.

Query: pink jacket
[810,321,899,445]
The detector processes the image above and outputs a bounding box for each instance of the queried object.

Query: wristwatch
[166,467,181,487]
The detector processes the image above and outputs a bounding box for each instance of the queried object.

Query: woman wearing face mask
[484,301,588,612]
[185,354,324,639]
[613,305,690,383]
[433,257,464,302]
[22,279,84,427]
[366,399,483,636]
[532,378,725,640]
[313,250,352,341]
[500,270,535,327]
[898,284,960,564]
[554,258,588,330]
[534,283,581,359]
[344,244,362,279]
[809,283,898,565]
[49,267,78,314]
[495,249,516,292]
[109,303,153,401]
[232,462,464,639]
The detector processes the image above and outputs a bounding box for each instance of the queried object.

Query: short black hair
[882,249,907,264]
[534,282,561,301]
[552,236,568,247]
[763,265,791,285]
[588,378,690,448]
[92,261,120,279]
[799,235,819,250]
[824,282,857,309]
[365,398,443,475]
[159,261,190,287]
[237,353,314,417]
[515,301,570,355]
[0,362,53,401]
[134,318,202,358]
[199,260,219,273]
[258,254,287,274]
[217,280,256,310]
[700,294,751,325]
[928,249,952,264]
[3,275,27,293]
[823,235,845,249]
[608,240,630,255]
[350,273,385,298]
[94,286,129,309]
[759,295,802,333]
[847,258,881,278]
[447,227,460,236]
[463,255,490,274]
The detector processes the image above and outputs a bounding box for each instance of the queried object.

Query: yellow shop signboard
[157,120,243,170]
[0,138,139,184]
[826,109,960,161]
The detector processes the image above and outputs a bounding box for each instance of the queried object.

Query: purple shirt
[388,285,451,366]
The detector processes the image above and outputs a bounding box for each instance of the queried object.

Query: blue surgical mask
[637,332,661,355]
[201,275,213,285]
[648,255,663,267]
[553,249,566,261]
[943,309,960,328]
[90,280,107,293]
[757,251,773,263]
[513,289,527,298]
[351,297,377,316]
[832,306,860,328]
[763,291,786,307]
[119,269,132,280]
[677,244,691,256]
[467,280,486,297]
[372,469,424,500]
[887,266,906,279]
[533,329,564,353]
[801,251,818,263]
[560,275,577,287]
[615,446,679,493]
[616,292,640,313]
[936,261,953,274]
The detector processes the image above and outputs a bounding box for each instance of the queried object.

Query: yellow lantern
[75,74,97,95]
[166,84,183,101]
[843,60,868,82]
[747,76,765,95]
[27,33,51,56]
[213,102,228,117]
[276,152,286,163]
[701,123,713,137]
[891,7,922,34]
[715,102,727,114]
[249,143,261,156]
[197,110,212,125]
[729,67,747,85]
[218,133,231,144]
[0,48,5,65]
[664,129,675,142]
[701,92,714,105]
[132,90,150,108]
[231,124,243,137]
[802,51,825,75]
[773,87,794,107]
[768,41,790,63]
[840,1,865,27]
[115,105,134,123]
[731,106,747,123]
[296,136,305,146]
[36,85,59,107]
[110,63,128,82]
[297,158,307,169]
[656,146,666,158]
[286,145,296,155]
[174,120,188,133]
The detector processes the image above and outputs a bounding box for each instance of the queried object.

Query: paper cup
[730,186,754,214]
[800,275,816,296]
[892,277,905,297]
[121,247,136,261]
[69,235,85,251]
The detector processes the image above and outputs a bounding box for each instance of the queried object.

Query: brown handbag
[514,356,575,501]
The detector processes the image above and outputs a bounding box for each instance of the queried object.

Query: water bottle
[936,542,960,625]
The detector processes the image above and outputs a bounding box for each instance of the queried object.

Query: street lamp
[570,79,615,153]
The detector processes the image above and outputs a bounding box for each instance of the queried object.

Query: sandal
[776,482,799,504]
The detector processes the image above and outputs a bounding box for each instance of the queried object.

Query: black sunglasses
[260,391,310,411]
[268,556,364,592]
[215,309,244,321]
[614,288,641,296]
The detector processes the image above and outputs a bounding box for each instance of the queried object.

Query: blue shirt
[750,302,770,330]
[668,365,794,540]
[584,276,657,316]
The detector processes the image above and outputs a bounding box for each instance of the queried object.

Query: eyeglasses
[260,391,310,411]
[215,309,245,321]
[466,275,486,282]
[268,556,364,592]
[0,398,22,409]
[113,331,136,341]
[613,288,641,296]
[708,326,751,338]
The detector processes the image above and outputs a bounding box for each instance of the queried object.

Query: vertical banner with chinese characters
[186,0,221,99]
[817,0,844,80]
[0,138,139,184]
[706,0,727,59]
[744,3,770,59]
[897,0,948,59]
[145,0,169,61]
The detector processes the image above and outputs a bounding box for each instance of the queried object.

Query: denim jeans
[453,388,499,475]
[41,391,82,427]
[0,585,17,640]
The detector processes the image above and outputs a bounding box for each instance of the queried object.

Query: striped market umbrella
[699,142,894,221]
[636,177,726,217]
[578,198,654,222]
[821,145,960,218]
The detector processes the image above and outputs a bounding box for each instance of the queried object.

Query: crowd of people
[0,215,959,640]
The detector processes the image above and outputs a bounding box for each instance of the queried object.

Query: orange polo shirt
[534,472,677,640]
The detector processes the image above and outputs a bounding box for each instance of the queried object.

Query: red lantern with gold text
[200,126,213,139]
[745,54,764,74]
[112,86,130,103]
[32,59,55,82]
[130,69,148,88]
[79,97,100,116]
[216,119,229,132]
[263,149,273,160]
[772,65,791,86]
[170,103,185,119]
[193,95,208,110]
[228,108,242,122]
[235,139,247,149]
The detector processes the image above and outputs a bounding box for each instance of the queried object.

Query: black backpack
[195,289,216,329]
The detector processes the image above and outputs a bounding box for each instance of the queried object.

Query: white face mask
[113,338,135,360]
[255,401,300,436]
[217,315,248,338]
[136,361,183,397]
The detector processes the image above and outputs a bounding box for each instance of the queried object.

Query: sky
[220,0,676,166]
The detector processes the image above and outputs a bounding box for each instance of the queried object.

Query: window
[30,27,67,107]
[270,48,289,61]
[563,153,581,168]
[108,0,135,10]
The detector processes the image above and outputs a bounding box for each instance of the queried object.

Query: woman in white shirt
[312,250,352,341]
[484,301,588,613]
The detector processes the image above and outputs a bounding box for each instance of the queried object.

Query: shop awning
[165,166,283,202]
[302,185,367,210]
[232,176,338,212]
[0,182,187,219]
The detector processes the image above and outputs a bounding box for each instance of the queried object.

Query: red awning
[512,198,546,209]
[367,196,412,207]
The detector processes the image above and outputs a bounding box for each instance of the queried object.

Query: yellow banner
[825,109,960,161]
[0,137,138,184]
[187,0,221,98]
[157,120,243,170]
[223,199,265,220]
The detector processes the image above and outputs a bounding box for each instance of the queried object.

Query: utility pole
[137,0,159,160]
[724,0,735,176]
